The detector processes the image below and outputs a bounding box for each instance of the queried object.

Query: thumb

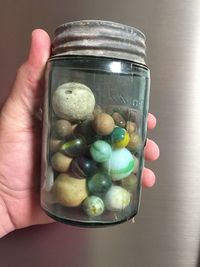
[1,29,51,130]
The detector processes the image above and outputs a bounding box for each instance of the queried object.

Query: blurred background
[0,0,200,266]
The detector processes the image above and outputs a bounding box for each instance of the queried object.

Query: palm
[0,86,52,229]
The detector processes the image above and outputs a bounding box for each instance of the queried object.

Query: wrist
[0,196,15,238]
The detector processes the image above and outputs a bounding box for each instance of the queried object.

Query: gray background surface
[0,0,200,266]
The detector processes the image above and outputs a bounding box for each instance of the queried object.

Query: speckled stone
[82,196,104,217]
[52,82,95,121]
[53,174,88,207]
[104,185,131,211]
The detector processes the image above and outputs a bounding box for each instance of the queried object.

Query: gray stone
[52,82,95,122]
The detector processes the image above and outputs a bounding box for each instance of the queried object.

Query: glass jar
[41,20,150,227]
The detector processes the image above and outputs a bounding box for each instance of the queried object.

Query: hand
[0,29,159,238]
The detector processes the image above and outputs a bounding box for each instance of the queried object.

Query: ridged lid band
[52,20,146,65]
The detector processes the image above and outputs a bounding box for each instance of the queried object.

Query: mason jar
[40,20,150,227]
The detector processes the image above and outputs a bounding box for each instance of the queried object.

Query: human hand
[0,29,159,238]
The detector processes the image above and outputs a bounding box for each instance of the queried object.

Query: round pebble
[103,148,135,181]
[52,82,95,121]
[49,139,62,152]
[51,152,72,172]
[93,105,103,117]
[92,113,115,135]
[121,173,138,193]
[90,140,112,162]
[71,156,98,178]
[133,155,139,174]
[112,112,126,127]
[54,119,72,138]
[82,196,104,217]
[60,134,87,157]
[110,127,130,148]
[126,121,137,134]
[104,185,131,211]
[87,172,112,195]
[53,174,88,207]
[127,133,143,151]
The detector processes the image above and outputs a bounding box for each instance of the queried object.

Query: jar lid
[52,20,146,65]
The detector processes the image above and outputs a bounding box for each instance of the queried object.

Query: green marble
[60,134,87,157]
[90,140,112,162]
[87,172,112,195]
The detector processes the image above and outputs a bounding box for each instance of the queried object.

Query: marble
[52,82,95,121]
[104,185,131,211]
[51,152,72,173]
[71,156,98,178]
[60,134,87,157]
[102,148,135,181]
[110,127,130,148]
[74,120,99,145]
[53,174,88,207]
[82,196,104,217]
[92,112,115,135]
[87,172,112,195]
[90,140,112,162]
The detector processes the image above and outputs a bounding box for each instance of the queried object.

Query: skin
[0,29,160,238]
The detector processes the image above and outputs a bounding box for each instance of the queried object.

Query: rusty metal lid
[52,20,146,65]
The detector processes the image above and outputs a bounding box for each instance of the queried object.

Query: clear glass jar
[40,20,150,227]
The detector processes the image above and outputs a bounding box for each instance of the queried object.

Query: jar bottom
[42,206,138,227]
